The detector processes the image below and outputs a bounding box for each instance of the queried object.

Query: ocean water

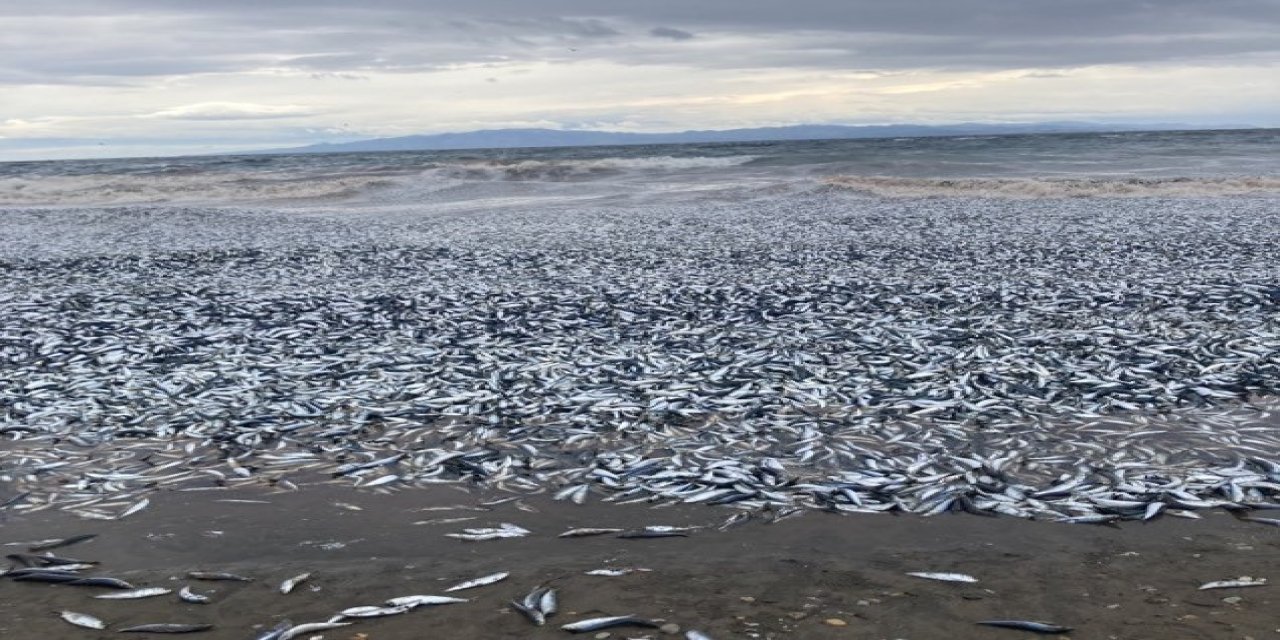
[0,128,1276,207]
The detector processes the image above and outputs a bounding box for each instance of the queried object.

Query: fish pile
[0,192,1278,523]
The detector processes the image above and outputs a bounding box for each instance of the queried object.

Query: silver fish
[59,611,106,630]
[94,587,173,599]
[444,571,509,592]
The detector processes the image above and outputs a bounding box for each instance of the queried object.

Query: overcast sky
[1,0,1277,160]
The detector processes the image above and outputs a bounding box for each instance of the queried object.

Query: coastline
[3,485,1276,639]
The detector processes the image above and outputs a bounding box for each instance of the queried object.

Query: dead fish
[906,571,978,583]
[29,534,97,552]
[617,529,689,539]
[119,623,214,633]
[444,571,509,592]
[253,620,291,640]
[279,572,311,594]
[1199,577,1267,590]
[179,585,212,604]
[67,576,135,589]
[584,567,650,577]
[277,621,351,640]
[384,595,468,608]
[59,611,106,630]
[94,587,172,599]
[337,605,411,618]
[558,528,623,538]
[188,571,253,582]
[977,620,1073,634]
[562,615,660,633]
[685,632,715,640]
[117,498,150,519]
[510,599,546,626]
[1240,516,1280,527]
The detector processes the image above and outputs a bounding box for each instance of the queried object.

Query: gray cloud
[650,27,694,41]
[0,1,1275,85]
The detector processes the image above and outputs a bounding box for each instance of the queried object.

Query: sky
[0,0,1277,160]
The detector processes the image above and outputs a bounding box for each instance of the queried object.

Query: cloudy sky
[1,0,1277,160]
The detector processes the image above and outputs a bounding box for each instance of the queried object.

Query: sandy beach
[3,485,1277,640]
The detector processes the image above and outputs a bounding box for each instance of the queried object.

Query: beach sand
[2,486,1276,639]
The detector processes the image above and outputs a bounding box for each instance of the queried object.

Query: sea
[1,128,1277,208]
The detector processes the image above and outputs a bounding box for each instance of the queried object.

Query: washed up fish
[977,620,1073,634]
[179,586,212,603]
[512,585,558,625]
[585,567,651,577]
[252,620,291,640]
[29,534,97,552]
[446,522,531,541]
[1199,577,1267,590]
[59,611,106,630]
[67,576,135,589]
[279,572,311,594]
[686,632,715,640]
[8,568,82,582]
[617,526,689,539]
[119,623,214,633]
[562,615,660,633]
[444,571,509,592]
[337,605,411,619]
[559,527,623,538]
[1241,516,1280,526]
[906,572,978,583]
[277,621,351,640]
[117,497,150,519]
[188,571,253,581]
[385,594,468,608]
[94,587,172,599]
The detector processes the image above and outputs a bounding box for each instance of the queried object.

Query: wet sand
[2,486,1276,640]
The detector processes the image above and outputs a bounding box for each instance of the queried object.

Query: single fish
[252,620,291,640]
[188,571,253,582]
[279,572,311,594]
[277,621,351,640]
[117,497,150,519]
[337,605,411,618]
[29,534,97,552]
[561,615,660,633]
[67,576,135,589]
[1199,577,1267,590]
[94,587,173,599]
[584,567,650,577]
[119,623,214,633]
[179,585,212,604]
[558,528,623,538]
[384,595,468,608]
[60,611,107,630]
[686,632,715,640]
[977,620,1073,634]
[906,571,978,583]
[444,571,509,592]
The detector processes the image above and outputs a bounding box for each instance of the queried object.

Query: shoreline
[2,486,1276,639]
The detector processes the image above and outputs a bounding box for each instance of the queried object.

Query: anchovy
[562,615,660,633]
[119,623,214,633]
[384,595,468,608]
[187,571,253,581]
[94,587,172,599]
[179,585,212,603]
[558,528,623,537]
[279,572,311,594]
[977,620,1073,634]
[444,571,509,592]
[59,611,107,630]
[29,534,97,552]
[906,572,978,583]
[277,621,351,640]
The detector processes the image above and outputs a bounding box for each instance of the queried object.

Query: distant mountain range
[254,122,1248,155]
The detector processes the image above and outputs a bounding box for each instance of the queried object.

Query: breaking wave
[824,176,1280,198]
[425,155,758,182]
[0,155,758,206]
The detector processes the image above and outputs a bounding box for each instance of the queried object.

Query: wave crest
[824,176,1280,198]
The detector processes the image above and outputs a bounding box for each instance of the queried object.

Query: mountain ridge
[252,122,1255,155]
